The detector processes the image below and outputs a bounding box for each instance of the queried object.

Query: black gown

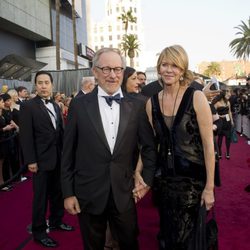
[151,87,206,250]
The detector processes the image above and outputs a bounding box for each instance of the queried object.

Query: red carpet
[0,135,249,249]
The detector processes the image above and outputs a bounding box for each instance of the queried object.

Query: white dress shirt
[97,86,123,154]
[42,99,57,129]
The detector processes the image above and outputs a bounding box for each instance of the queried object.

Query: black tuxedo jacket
[75,90,85,98]
[61,88,156,214]
[141,80,163,97]
[19,95,63,171]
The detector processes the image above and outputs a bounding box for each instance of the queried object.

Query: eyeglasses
[96,66,124,75]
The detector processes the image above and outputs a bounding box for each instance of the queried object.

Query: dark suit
[61,88,156,250]
[19,95,64,240]
[141,80,163,97]
[75,90,85,98]
[16,98,26,105]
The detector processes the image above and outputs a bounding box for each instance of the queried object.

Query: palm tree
[118,9,137,34]
[203,62,221,77]
[120,34,140,67]
[71,0,78,69]
[55,0,61,70]
[229,18,250,60]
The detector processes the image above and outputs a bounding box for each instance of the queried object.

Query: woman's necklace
[161,85,181,128]
[161,85,181,161]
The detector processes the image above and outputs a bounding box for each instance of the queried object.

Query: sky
[89,0,250,71]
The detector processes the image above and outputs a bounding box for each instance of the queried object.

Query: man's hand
[28,163,38,173]
[203,82,221,102]
[64,196,81,215]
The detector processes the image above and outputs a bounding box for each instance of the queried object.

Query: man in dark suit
[75,76,96,97]
[16,86,28,104]
[61,48,157,250]
[19,71,73,248]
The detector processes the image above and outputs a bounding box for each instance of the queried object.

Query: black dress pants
[78,191,139,250]
[32,167,64,240]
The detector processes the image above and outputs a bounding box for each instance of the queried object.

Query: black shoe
[226,154,230,159]
[218,155,222,159]
[49,223,74,231]
[34,237,58,248]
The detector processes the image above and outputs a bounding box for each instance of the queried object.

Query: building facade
[90,0,145,69]
[197,60,250,85]
[0,0,91,81]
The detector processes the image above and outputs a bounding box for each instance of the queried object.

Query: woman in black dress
[212,90,233,159]
[0,96,16,191]
[144,45,215,249]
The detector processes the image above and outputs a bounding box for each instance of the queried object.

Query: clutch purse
[230,127,238,143]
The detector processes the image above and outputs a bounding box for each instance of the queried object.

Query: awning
[0,54,47,81]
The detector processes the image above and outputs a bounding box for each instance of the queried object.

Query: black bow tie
[102,94,121,106]
[44,99,53,104]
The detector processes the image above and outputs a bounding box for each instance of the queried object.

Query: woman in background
[121,66,141,94]
[0,96,16,191]
[212,89,233,159]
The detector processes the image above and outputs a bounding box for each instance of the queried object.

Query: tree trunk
[130,57,134,68]
[72,0,78,69]
[55,0,60,70]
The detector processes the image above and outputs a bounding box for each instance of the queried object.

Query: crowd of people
[0,45,250,249]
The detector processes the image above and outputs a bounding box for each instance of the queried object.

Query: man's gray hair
[81,76,95,88]
[91,48,126,69]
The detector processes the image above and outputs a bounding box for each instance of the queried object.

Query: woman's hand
[201,188,215,210]
[134,171,145,187]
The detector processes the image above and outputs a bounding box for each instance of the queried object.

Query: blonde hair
[7,89,18,99]
[157,45,193,86]
[1,84,8,94]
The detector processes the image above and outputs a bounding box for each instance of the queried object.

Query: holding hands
[132,171,150,203]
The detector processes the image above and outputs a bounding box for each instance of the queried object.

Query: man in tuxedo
[19,71,73,248]
[75,76,96,97]
[16,86,28,104]
[61,48,157,250]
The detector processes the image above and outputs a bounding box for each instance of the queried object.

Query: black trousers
[78,191,139,250]
[32,166,64,240]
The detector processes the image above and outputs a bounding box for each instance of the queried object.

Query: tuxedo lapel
[113,96,133,154]
[85,91,110,152]
[34,96,55,129]
[52,102,62,129]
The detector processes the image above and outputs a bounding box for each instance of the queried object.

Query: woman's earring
[180,76,184,81]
